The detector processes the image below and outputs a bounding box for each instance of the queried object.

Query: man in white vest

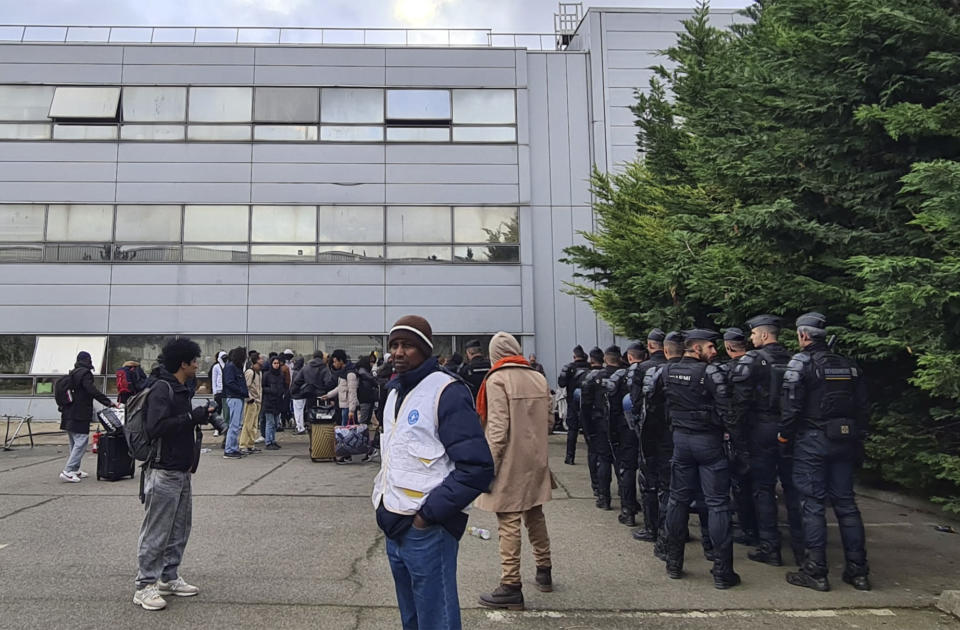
[372,315,494,630]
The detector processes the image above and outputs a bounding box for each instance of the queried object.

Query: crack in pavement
[0,496,60,521]
[236,457,294,495]
[0,456,66,474]
[341,530,386,592]
[551,473,573,499]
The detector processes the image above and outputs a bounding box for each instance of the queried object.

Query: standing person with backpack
[116,361,148,405]
[354,354,378,425]
[57,351,119,483]
[133,337,218,611]
[222,347,248,460]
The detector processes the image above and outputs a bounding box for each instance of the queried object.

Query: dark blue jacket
[376,357,494,541]
[222,362,248,399]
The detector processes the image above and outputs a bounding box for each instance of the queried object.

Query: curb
[855,484,960,525]
[938,591,960,619]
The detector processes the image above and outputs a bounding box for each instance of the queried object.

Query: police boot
[733,529,759,546]
[786,560,830,592]
[841,562,871,591]
[632,527,657,542]
[702,538,715,562]
[791,543,805,567]
[596,495,612,510]
[564,455,575,465]
[535,566,553,593]
[653,533,667,561]
[664,539,684,579]
[748,542,783,567]
[618,509,636,527]
[711,560,741,590]
[479,583,524,610]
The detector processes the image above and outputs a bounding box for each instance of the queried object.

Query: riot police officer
[558,345,590,465]
[718,327,760,548]
[580,346,614,509]
[731,315,803,567]
[629,329,668,541]
[598,345,640,526]
[780,313,870,592]
[654,329,740,589]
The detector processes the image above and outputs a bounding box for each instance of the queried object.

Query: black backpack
[54,370,79,410]
[123,381,173,462]
[357,370,379,404]
[754,348,790,412]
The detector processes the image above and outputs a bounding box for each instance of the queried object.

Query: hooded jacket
[291,357,337,401]
[211,351,228,396]
[325,364,358,414]
[144,367,203,473]
[262,361,287,414]
[59,358,113,433]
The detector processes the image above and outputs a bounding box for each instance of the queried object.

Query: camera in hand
[194,399,228,433]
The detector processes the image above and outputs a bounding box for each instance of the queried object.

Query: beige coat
[474,332,554,514]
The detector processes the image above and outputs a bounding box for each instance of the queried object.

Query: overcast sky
[1,0,752,32]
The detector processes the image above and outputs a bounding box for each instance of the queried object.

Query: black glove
[191,405,212,425]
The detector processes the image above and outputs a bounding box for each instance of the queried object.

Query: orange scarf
[475,355,531,425]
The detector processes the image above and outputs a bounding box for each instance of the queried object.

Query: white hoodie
[211,351,228,395]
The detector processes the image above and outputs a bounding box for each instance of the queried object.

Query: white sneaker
[59,471,81,483]
[212,430,220,437]
[133,583,167,610]
[254,437,265,444]
[158,576,199,597]
[75,470,89,479]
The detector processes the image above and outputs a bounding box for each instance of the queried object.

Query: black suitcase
[97,432,135,481]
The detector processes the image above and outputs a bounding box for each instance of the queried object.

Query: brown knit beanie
[387,315,434,358]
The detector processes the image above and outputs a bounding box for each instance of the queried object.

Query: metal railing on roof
[0,25,562,50]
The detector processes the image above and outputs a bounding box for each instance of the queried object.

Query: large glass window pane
[0,86,55,120]
[254,87,319,123]
[0,377,33,395]
[122,86,187,122]
[190,335,247,374]
[453,207,518,243]
[183,205,248,242]
[48,86,120,119]
[316,335,384,363]
[188,87,252,122]
[116,205,181,242]
[120,124,185,141]
[317,244,383,262]
[317,206,383,243]
[53,124,118,140]
[253,125,318,141]
[0,205,44,241]
[248,336,314,361]
[319,125,383,142]
[0,335,36,374]
[385,245,451,261]
[30,336,107,375]
[0,244,43,262]
[113,244,180,262]
[250,244,317,262]
[252,205,316,243]
[0,123,51,139]
[386,127,449,142]
[455,335,495,356]
[386,206,450,243]
[452,90,516,124]
[321,88,384,123]
[44,243,112,262]
[106,335,166,374]
[454,244,519,263]
[386,90,450,120]
[187,125,251,141]
[452,126,516,143]
[46,205,113,241]
[182,244,249,262]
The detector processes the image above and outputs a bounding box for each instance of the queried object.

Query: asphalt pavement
[1,430,958,629]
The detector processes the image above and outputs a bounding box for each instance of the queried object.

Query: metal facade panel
[530,204,559,379]
[122,46,256,65]
[517,202,534,266]
[606,49,663,69]
[117,162,252,184]
[248,305,385,333]
[518,145,531,205]
[384,305,521,333]
[119,143,252,163]
[253,65,385,86]
[0,64,122,83]
[108,305,248,333]
[0,263,110,284]
[545,55,571,206]
[607,68,657,90]
[0,162,117,182]
[248,264,385,285]
[386,48,516,68]
[121,64,255,84]
[0,44,123,64]
[111,264,249,284]
[520,264,535,336]
[0,284,110,306]
[0,181,116,203]
[116,182,251,203]
[385,144,516,165]
[0,142,117,162]
[385,183,518,204]
[255,47,386,67]
[516,87,530,146]
[385,264,519,286]
[599,12,688,32]
[251,182,385,204]
[255,143,384,164]
[385,66,517,87]
[549,204,577,353]
[0,306,110,333]
[514,50,528,88]
[571,205,600,346]
[385,284,521,307]
[608,86,650,107]
[609,105,637,126]
[109,284,248,306]
[565,53,592,208]
[525,54,551,207]
[249,283,383,306]
[385,164,518,185]
[604,30,679,51]
[252,162,384,184]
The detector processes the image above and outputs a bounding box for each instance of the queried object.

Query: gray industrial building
[0,5,742,418]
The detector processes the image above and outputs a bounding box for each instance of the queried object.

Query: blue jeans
[340,408,350,426]
[224,397,245,454]
[264,412,279,445]
[65,431,89,473]
[385,524,461,630]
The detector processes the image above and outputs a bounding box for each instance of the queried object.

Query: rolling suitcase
[310,423,336,462]
[96,431,136,481]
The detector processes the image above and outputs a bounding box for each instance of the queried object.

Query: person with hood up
[291,350,337,410]
[261,355,286,450]
[209,351,228,435]
[475,332,555,611]
[58,351,119,483]
[289,356,307,434]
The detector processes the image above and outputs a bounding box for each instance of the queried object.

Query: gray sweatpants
[136,468,192,589]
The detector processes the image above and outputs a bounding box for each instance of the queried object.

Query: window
[385,245,451,261]
[106,335,166,374]
[253,125,317,141]
[251,205,316,243]
[321,89,383,123]
[115,205,182,242]
[0,335,36,374]
[452,126,516,143]
[454,244,519,263]
[316,336,384,362]
[48,86,121,119]
[250,245,317,262]
[453,207,518,243]
[52,125,118,140]
[386,90,450,121]
[0,378,33,396]
[113,244,180,262]
[181,244,249,262]
[30,336,107,375]
[122,86,187,122]
[46,205,114,241]
[387,206,451,243]
[452,90,516,124]
[319,126,383,142]
[120,125,185,141]
[187,125,251,141]
[0,86,55,120]
[188,87,252,122]
[174,335,245,373]
[183,205,249,242]
[386,127,449,142]
[0,205,45,241]
[317,244,384,261]
[254,87,319,123]
[247,336,314,360]
[44,243,112,262]
[0,123,51,139]
[317,206,383,243]
[0,244,43,262]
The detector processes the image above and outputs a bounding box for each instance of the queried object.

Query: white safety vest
[371,370,458,515]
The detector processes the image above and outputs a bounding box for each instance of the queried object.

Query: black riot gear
[580,367,614,508]
[600,366,639,525]
[559,358,590,464]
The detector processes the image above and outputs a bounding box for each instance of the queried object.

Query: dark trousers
[565,406,581,461]
[665,431,733,568]
[793,428,868,577]
[583,415,612,499]
[750,421,801,551]
[613,418,638,513]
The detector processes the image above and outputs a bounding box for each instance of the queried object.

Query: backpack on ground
[54,370,79,410]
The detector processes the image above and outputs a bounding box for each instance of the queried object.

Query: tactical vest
[753,345,792,418]
[662,360,716,433]
[802,350,859,428]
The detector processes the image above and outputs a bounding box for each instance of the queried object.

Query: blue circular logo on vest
[407,410,420,425]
